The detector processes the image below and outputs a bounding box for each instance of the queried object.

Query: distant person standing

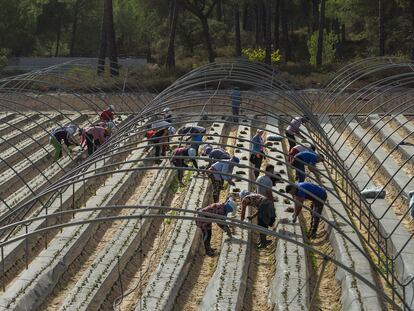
[230,87,241,122]
[100,105,116,122]
[285,116,308,151]
[49,125,79,160]
[250,129,265,179]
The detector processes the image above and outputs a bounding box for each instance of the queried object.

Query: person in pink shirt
[80,126,110,155]
[285,116,309,151]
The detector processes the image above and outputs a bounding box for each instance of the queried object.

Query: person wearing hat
[250,129,266,179]
[208,156,240,202]
[288,143,316,164]
[239,190,276,248]
[285,182,327,239]
[196,198,236,256]
[171,147,198,185]
[230,87,241,122]
[285,116,309,151]
[100,105,116,122]
[202,145,231,169]
[292,150,324,182]
[49,124,79,160]
[80,125,110,156]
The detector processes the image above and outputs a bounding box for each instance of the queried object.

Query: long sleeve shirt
[286,117,303,135]
[240,193,268,220]
[209,160,234,181]
[251,134,264,154]
[52,126,77,146]
[173,147,198,168]
[196,203,230,232]
[100,109,114,122]
[84,126,106,144]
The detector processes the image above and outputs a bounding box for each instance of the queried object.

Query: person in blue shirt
[292,150,324,182]
[203,145,231,169]
[285,182,327,239]
[230,87,241,122]
[178,126,206,155]
[250,129,266,179]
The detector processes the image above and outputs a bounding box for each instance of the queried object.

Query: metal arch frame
[0,205,404,311]
[1,59,413,308]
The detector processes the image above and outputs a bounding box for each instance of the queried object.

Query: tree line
[1,0,414,74]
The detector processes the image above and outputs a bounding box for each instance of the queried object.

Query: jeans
[309,193,327,235]
[292,160,306,182]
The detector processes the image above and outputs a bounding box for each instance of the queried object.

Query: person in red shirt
[196,199,236,256]
[100,105,115,122]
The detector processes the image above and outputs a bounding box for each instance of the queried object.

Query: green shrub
[0,49,10,70]
[307,31,338,65]
[242,48,282,64]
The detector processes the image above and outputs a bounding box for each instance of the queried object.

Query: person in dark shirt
[285,182,327,239]
[49,125,79,160]
[171,147,198,184]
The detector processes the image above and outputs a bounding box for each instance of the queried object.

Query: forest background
[1,0,413,89]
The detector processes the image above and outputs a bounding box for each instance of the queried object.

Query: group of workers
[194,111,329,256]
[49,105,116,160]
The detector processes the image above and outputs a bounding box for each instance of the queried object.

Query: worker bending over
[171,147,198,185]
[49,124,79,160]
[285,182,327,239]
[208,156,239,202]
[178,126,206,155]
[202,145,231,168]
[100,105,116,122]
[288,143,315,164]
[80,125,110,156]
[196,198,236,256]
[285,116,308,151]
[292,150,324,182]
[240,190,276,248]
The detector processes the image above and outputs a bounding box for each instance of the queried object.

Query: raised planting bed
[59,159,175,311]
[0,138,149,310]
[318,163,382,311]
[265,117,309,311]
[135,122,224,311]
[326,118,414,309]
[136,175,211,311]
[198,119,252,311]
[0,113,37,137]
[0,116,99,212]
[0,114,82,172]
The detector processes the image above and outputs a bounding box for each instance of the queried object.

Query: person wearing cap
[285,116,308,151]
[178,126,206,155]
[196,198,236,256]
[208,156,240,202]
[230,87,241,122]
[250,129,266,179]
[49,125,79,160]
[256,164,282,201]
[292,150,324,182]
[100,105,115,122]
[202,145,231,169]
[239,190,276,248]
[171,147,198,184]
[285,182,327,239]
[80,125,110,156]
[288,143,316,164]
